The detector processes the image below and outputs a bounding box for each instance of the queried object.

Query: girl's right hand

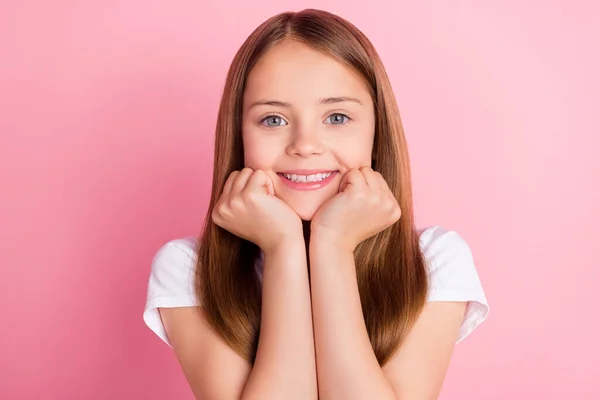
[212,168,303,252]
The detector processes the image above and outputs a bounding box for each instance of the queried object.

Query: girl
[144,8,489,400]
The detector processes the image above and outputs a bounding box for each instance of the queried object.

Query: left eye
[325,113,349,125]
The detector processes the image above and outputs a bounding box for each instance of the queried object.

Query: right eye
[260,115,288,127]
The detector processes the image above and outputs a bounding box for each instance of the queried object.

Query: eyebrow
[248,96,364,109]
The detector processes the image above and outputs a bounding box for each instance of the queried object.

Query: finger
[244,169,274,196]
[361,167,401,218]
[359,166,379,188]
[221,171,240,197]
[339,168,367,192]
[359,166,388,193]
[231,167,254,194]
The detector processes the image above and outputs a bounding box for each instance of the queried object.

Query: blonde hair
[196,9,428,366]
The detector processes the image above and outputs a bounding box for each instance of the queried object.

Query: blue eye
[325,113,350,125]
[261,115,288,127]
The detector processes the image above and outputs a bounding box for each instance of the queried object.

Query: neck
[302,220,311,246]
[302,220,311,272]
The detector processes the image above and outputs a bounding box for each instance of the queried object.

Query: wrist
[261,234,307,276]
[309,226,356,254]
[261,230,305,257]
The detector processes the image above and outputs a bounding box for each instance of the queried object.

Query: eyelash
[259,113,352,127]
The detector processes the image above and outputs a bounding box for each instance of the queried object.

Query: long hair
[195,9,428,366]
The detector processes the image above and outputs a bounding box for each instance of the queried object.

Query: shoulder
[418,225,476,278]
[417,225,480,288]
[153,237,199,263]
[417,225,490,342]
[149,237,199,294]
[143,237,200,346]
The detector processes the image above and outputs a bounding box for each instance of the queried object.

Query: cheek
[333,137,374,168]
[242,134,278,169]
[329,118,375,166]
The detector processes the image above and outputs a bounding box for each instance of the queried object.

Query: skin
[241,39,376,223]
[161,38,466,400]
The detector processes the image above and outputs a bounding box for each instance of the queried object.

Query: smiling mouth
[276,170,339,191]
[279,171,334,183]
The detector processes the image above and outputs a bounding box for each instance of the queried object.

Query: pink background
[1,0,598,398]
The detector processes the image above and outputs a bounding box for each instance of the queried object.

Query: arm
[309,232,465,400]
[160,236,318,400]
[308,234,397,400]
[242,238,318,399]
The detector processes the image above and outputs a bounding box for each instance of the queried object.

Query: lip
[277,170,339,191]
[277,169,337,174]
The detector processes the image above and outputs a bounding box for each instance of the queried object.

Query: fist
[212,168,303,252]
[311,167,401,251]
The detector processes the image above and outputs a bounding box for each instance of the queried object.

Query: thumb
[338,170,355,193]
[264,175,275,196]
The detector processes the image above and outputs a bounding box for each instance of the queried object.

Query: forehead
[243,40,371,104]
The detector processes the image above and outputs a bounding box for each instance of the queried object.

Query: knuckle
[211,208,223,222]
[372,196,384,208]
[240,190,251,201]
[229,196,244,210]
[390,204,401,219]
[351,190,365,200]
[241,190,258,203]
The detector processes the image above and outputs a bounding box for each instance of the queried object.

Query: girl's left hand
[311,167,401,252]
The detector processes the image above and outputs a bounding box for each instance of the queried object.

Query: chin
[288,202,321,222]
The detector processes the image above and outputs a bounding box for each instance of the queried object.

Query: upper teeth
[283,172,332,182]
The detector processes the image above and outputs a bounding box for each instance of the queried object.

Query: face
[241,39,376,221]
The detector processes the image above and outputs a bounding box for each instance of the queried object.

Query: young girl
[143,8,489,400]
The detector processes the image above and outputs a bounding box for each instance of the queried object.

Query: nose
[286,123,325,157]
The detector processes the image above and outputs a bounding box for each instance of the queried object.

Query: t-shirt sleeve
[143,239,200,347]
[421,227,490,343]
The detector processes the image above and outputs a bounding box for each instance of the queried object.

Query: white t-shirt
[143,225,489,347]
